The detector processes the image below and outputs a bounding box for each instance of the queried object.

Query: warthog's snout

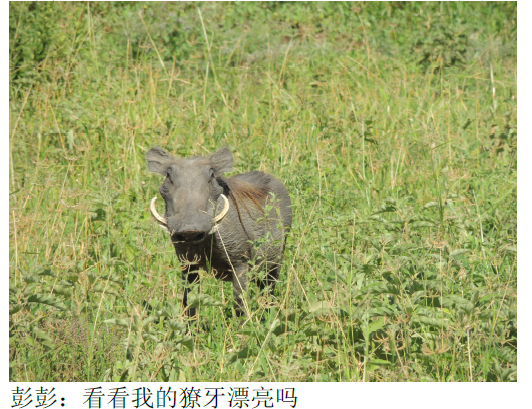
[172,229,207,244]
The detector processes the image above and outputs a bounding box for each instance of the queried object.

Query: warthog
[146,147,292,317]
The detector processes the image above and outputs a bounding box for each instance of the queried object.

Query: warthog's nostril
[174,231,206,243]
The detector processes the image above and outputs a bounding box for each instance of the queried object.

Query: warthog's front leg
[232,263,249,317]
[182,267,200,318]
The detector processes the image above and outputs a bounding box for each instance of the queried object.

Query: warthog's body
[146,147,292,317]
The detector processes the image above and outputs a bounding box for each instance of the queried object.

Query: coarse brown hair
[219,175,271,236]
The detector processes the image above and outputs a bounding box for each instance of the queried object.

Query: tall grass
[9,2,516,382]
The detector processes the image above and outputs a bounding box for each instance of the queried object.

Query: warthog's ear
[210,147,233,175]
[146,147,173,175]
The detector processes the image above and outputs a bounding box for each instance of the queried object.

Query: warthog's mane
[218,173,272,234]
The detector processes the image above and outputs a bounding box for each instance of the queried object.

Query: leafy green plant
[411,19,469,73]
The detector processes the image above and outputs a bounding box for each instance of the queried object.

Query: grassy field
[9,2,516,382]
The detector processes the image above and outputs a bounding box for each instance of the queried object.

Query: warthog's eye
[210,169,215,180]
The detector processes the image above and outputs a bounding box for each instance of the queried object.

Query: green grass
[9,1,516,382]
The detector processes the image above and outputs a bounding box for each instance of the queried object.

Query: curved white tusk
[213,194,230,222]
[209,194,230,234]
[150,197,169,232]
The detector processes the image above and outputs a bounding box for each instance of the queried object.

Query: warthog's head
[146,147,232,244]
